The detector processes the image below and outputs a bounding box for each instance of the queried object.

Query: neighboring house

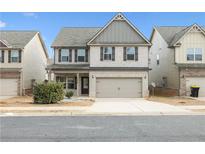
[48,13,151,98]
[0,31,48,96]
[149,24,205,97]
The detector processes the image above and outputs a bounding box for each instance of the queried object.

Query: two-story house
[149,24,205,97]
[48,13,151,98]
[0,31,48,96]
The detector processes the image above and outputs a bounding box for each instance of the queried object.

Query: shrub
[65,91,74,99]
[33,82,64,104]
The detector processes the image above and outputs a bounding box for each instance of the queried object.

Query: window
[126,47,135,60]
[187,48,194,61]
[103,47,112,60]
[67,78,75,89]
[11,50,19,63]
[195,48,202,61]
[187,48,203,61]
[61,49,69,62]
[156,54,160,65]
[77,49,85,62]
[56,76,66,89]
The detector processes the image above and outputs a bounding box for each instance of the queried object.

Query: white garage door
[96,78,142,98]
[186,77,205,97]
[0,79,18,96]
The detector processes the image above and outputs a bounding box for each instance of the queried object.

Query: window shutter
[69,49,72,62]
[75,49,77,62]
[100,47,103,61]
[123,47,127,61]
[19,50,22,63]
[58,49,61,62]
[74,77,77,89]
[112,47,115,61]
[1,50,4,63]
[8,50,11,63]
[85,49,88,62]
[135,47,138,61]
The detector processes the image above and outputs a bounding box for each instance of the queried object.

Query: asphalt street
[1,115,205,141]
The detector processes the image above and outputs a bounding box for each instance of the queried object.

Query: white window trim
[103,47,112,61]
[186,48,203,62]
[77,49,86,62]
[61,49,69,62]
[67,77,75,89]
[126,47,135,61]
[56,76,75,90]
[11,50,19,63]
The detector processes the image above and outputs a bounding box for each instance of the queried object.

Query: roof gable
[51,28,101,47]
[87,13,151,45]
[154,24,205,47]
[0,31,37,49]
[0,40,9,47]
[170,24,205,46]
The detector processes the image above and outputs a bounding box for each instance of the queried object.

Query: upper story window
[104,47,112,60]
[0,50,4,63]
[77,49,85,62]
[61,49,69,62]
[156,54,160,65]
[195,48,202,61]
[100,47,115,61]
[123,47,138,61]
[126,47,135,60]
[9,50,21,63]
[187,48,202,61]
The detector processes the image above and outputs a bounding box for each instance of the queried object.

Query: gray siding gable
[89,20,148,45]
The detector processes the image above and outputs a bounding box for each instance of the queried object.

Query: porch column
[76,73,80,96]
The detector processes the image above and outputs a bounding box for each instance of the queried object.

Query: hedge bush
[33,82,64,104]
[65,91,74,99]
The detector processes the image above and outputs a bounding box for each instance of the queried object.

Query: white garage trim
[186,77,205,97]
[96,77,142,98]
[0,79,18,96]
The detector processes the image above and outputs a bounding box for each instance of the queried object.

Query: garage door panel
[0,79,18,96]
[96,78,142,98]
[186,77,205,97]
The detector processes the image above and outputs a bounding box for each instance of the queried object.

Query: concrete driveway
[86,98,190,114]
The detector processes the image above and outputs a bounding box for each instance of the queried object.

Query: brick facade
[179,68,205,96]
[0,71,21,95]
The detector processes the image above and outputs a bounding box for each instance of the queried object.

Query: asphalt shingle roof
[155,26,205,47]
[51,27,101,47]
[0,31,38,48]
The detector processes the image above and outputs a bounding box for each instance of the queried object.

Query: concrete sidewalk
[0,98,196,116]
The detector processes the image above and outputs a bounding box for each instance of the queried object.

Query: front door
[81,77,89,94]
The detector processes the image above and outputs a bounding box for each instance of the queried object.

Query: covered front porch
[47,64,90,96]
[53,72,89,96]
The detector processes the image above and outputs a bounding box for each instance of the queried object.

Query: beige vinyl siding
[54,48,89,64]
[175,31,205,64]
[22,34,48,89]
[0,50,23,68]
[149,30,179,89]
[90,46,148,67]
